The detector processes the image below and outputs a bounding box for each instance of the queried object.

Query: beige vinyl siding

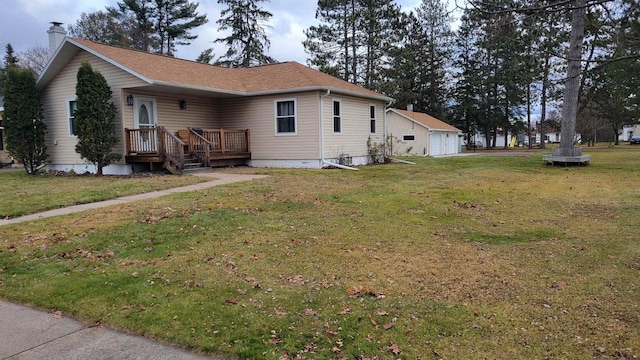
[323,95,386,159]
[121,90,218,133]
[219,92,320,160]
[42,51,146,165]
[386,112,429,156]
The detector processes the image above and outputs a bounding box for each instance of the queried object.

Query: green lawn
[0,170,208,218]
[1,147,639,359]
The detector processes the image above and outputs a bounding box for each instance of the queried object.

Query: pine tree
[215,0,275,67]
[68,10,134,48]
[74,62,121,175]
[413,0,453,117]
[303,0,360,81]
[304,0,400,90]
[154,0,208,56]
[1,44,19,96]
[379,12,420,109]
[2,67,48,174]
[111,0,160,52]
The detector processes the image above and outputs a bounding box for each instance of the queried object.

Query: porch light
[179,99,187,110]
[126,95,134,106]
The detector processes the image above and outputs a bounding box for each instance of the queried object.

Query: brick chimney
[47,22,67,53]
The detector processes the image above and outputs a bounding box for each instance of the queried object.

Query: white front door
[133,97,157,151]
[134,97,157,129]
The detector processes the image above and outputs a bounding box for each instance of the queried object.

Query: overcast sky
[0,0,457,64]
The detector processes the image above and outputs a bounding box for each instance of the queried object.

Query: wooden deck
[125,127,251,174]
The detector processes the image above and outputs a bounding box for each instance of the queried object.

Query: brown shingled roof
[69,38,390,100]
[392,109,460,132]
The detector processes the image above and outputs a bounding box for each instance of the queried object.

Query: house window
[275,99,296,135]
[403,134,415,141]
[370,105,376,134]
[333,100,341,133]
[67,99,78,136]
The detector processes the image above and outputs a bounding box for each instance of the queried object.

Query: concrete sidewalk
[0,172,267,227]
[0,300,225,360]
[1,171,265,358]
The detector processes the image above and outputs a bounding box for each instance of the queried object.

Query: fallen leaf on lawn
[131,272,139,277]
[338,308,351,315]
[332,347,341,353]
[264,338,282,345]
[51,311,62,319]
[225,298,239,305]
[346,285,383,299]
[275,310,287,316]
[368,314,378,327]
[302,308,317,316]
[383,322,395,330]
[143,247,153,252]
[121,305,135,310]
[388,343,401,355]
[374,310,388,316]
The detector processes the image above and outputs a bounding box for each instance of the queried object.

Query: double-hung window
[67,99,78,136]
[333,100,341,133]
[370,105,376,134]
[275,99,296,135]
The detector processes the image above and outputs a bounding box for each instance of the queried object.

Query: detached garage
[386,108,462,157]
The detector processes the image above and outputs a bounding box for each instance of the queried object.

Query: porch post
[220,129,226,154]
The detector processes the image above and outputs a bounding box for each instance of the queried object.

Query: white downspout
[384,100,393,158]
[320,89,359,171]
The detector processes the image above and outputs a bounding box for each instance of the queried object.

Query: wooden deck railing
[158,126,185,173]
[125,127,158,154]
[125,127,249,173]
[187,128,211,167]
[199,129,250,154]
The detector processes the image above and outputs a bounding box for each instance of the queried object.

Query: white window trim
[332,98,342,134]
[403,134,416,141]
[133,96,158,129]
[66,97,77,137]
[274,98,297,136]
[369,104,376,134]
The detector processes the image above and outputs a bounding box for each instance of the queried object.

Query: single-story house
[386,108,462,156]
[37,25,393,174]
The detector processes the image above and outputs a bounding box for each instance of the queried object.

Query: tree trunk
[527,83,532,149]
[540,53,550,149]
[560,0,586,150]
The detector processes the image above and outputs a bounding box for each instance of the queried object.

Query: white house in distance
[386,107,462,156]
[36,24,394,174]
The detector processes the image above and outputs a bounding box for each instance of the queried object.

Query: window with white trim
[67,99,78,136]
[275,99,296,135]
[333,100,341,133]
[370,105,376,133]
[403,134,415,141]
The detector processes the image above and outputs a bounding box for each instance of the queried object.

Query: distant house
[37,25,393,174]
[620,124,640,142]
[386,108,462,156]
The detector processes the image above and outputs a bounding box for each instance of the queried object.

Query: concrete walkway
[0,300,224,360]
[0,172,267,227]
[1,171,266,358]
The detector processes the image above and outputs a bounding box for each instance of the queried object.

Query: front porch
[125,127,251,174]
